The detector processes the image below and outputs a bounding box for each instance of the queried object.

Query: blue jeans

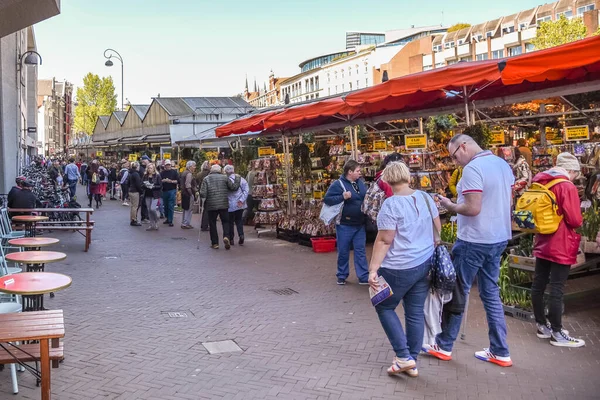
[376,259,432,360]
[436,239,510,357]
[335,224,368,282]
[161,189,177,223]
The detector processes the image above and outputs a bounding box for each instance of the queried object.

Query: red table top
[11,215,49,222]
[8,237,60,247]
[5,251,67,264]
[0,272,72,295]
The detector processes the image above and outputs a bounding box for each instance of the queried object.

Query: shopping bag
[369,275,393,307]
[319,180,346,225]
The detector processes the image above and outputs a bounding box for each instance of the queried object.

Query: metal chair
[0,294,22,394]
[0,208,26,242]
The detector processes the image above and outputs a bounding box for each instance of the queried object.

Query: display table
[11,215,49,237]
[8,237,60,251]
[0,272,72,311]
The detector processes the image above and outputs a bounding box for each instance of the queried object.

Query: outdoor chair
[0,208,26,242]
[0,295,22,394]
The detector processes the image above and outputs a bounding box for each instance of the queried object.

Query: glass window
[486,30,494,37]
[365,78,369,86]
[356,80,359,89]
[491,49,503,59]
[519,23,528,30]
[537,16,552,25]
[476,53,488,61]
[525,43,535,53]
[316,93,319,98]
[460,56,472,62]
[349,82,352,90]
[335,85,338,94]
[502,26,515,34]
[458,39,464,45]
[423,65,433,71]
[328,88,331,96]
[508,46,522,56]
[557,10,573,19]
[577,4,594,15]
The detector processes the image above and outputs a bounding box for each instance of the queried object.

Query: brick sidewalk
[3,186,600,399]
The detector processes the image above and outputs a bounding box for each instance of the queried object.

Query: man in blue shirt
[64,158,80,198]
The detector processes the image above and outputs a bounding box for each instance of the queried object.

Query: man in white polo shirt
[423,134,514,367]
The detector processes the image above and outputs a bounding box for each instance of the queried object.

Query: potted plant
[579,201,600,253]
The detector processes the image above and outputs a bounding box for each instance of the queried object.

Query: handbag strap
[419,191,440,243]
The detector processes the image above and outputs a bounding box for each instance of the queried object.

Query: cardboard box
[581,239,600,254]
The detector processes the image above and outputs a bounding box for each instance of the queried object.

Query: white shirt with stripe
[456,150,514,244]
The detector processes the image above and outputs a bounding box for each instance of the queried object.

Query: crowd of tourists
[323,133,588,379]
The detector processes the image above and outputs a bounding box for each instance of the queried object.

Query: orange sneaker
[474,348,512,367]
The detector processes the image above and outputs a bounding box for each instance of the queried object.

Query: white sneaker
[550,330,585,348]
[537,322,569,339]
[386,357,416,375]
[421,343,452,361]
[403,367,418,378]
[474,348,512,367]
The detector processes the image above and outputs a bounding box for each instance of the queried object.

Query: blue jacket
[324,175,366,226]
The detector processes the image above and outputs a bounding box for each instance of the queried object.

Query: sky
[35,0,544,106]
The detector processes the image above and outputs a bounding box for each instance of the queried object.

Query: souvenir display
[251,157,284,226]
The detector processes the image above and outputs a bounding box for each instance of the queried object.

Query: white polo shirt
[456,150,514,244]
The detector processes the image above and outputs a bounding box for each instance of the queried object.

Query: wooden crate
[509,250,585,271]
[581,239,600,254]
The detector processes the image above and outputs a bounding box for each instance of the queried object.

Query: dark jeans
[207,209,230,246]
[67,179,77,198]
[140,194,149,220]
[121,183,129,201]
[376,259,432,360]
[162,189,177,223]
[228,209,245,241]
[245,195,256,223]
[436,239,510,357]
[201,202,209,230]
[531,257,570,332]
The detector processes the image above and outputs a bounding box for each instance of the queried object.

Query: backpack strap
[545,178,569,190]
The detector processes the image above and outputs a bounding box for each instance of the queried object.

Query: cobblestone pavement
[3,186,600,399]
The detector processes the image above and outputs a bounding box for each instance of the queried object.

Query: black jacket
[7,187,40,216]
[142,173,162,199]
[127,169,144,194]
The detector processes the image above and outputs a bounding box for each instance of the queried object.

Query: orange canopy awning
[500,35,600,85]
[345,60,501,107]
[263,98,358,131]
[215,110,280,138]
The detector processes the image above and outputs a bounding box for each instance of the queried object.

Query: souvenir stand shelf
[250,157,285,237]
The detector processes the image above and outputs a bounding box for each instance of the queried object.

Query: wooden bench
[0,342,64,368]
[9,208,94,252]
[0,310,65,400]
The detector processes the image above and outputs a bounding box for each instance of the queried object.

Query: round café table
[5,251,67,273]
[10,215,49,237]
[8,237,60,251]
[0,272,72,311]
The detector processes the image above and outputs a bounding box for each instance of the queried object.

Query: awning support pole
[419,118,424,135]
[353,126,359,160]
[283,135,293,215]
[463,86,471,127]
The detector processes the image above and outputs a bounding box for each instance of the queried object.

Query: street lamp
[17,50,42,71]
[103,48,124,110]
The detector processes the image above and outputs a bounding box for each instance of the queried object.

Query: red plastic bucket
[310,237,337,253]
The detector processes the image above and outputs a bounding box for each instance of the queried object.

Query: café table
[0,272,72,312]
[11,215,49,237]
[5,251,67,273]
[8,237,60,251]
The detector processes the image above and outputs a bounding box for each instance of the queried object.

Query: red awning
[263,98,358,131]
[345,60,501,106]
[500,35,600,85]
[215,110,280,138]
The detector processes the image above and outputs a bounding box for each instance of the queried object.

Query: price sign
[490,131,505,146]
[258,147,275,157]
[313,191,324,200]
[307,143,315,153]
[404,134,427,150]
[128,153,138,162]
[163,152,171,159]
[345,143,353,152]
[373,140,387,150]
[96,151,103,157]
[565,125,590,142]
[152,154,157,161]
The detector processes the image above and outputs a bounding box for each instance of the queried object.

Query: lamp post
[103,48,124,111]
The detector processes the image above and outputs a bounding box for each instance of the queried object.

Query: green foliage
[517,234,534,257]
[463,123,492,149]
[532,15,587,50]
[426,115,458,142]
[74,73,118,135]
[440,222,457,244]
[230,147,257,178]
[498,256,533,310]
[302,133,315,143]
[579,201,600,241]
[447,23,471,33]
[193,149,207,166]
[292,143,312,179]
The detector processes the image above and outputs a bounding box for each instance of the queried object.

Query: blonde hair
[382,161,410,185]
[146,163,156,175]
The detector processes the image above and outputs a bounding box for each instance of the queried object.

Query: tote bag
[319,180,346,225]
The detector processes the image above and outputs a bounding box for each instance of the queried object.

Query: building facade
[37,78,73,157]
[244,71,288,109]
[346,32,385,49]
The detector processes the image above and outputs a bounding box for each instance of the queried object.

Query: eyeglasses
[451,142,465,159]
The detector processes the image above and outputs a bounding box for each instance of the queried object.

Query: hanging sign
[345,143,353,152]
[373,140,387,150]
[313,191,324,200]
[128,153,138,162]
[490,131,505,146]
[152,154,158,161]
[96,151,103,157]
[404,134,427,150]
[163,152,171,159]
[565,125,590,142]
[307,143,315,153]
[258,147,275,157]
[545,127,563,144]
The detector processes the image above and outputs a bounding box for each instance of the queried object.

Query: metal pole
[419,118,424,134]
[353,126,359,159]
[121,60,124,111]
[283,135,293,215]
[463,86,471,127]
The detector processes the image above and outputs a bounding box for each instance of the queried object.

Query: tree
[447,23,471,33]
[73,73,118,135]
[531,15,587,50]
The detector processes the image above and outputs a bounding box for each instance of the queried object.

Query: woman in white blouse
[368,161,441,378]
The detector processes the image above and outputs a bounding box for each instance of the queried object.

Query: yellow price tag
[404,134,427,150]
[490,131,505,146]
[258,147,275,157]
[96,151,103,157]
[565,125,589,142]
[128,154,138,162]
[373,140,387,150]
[163,153,171,159]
